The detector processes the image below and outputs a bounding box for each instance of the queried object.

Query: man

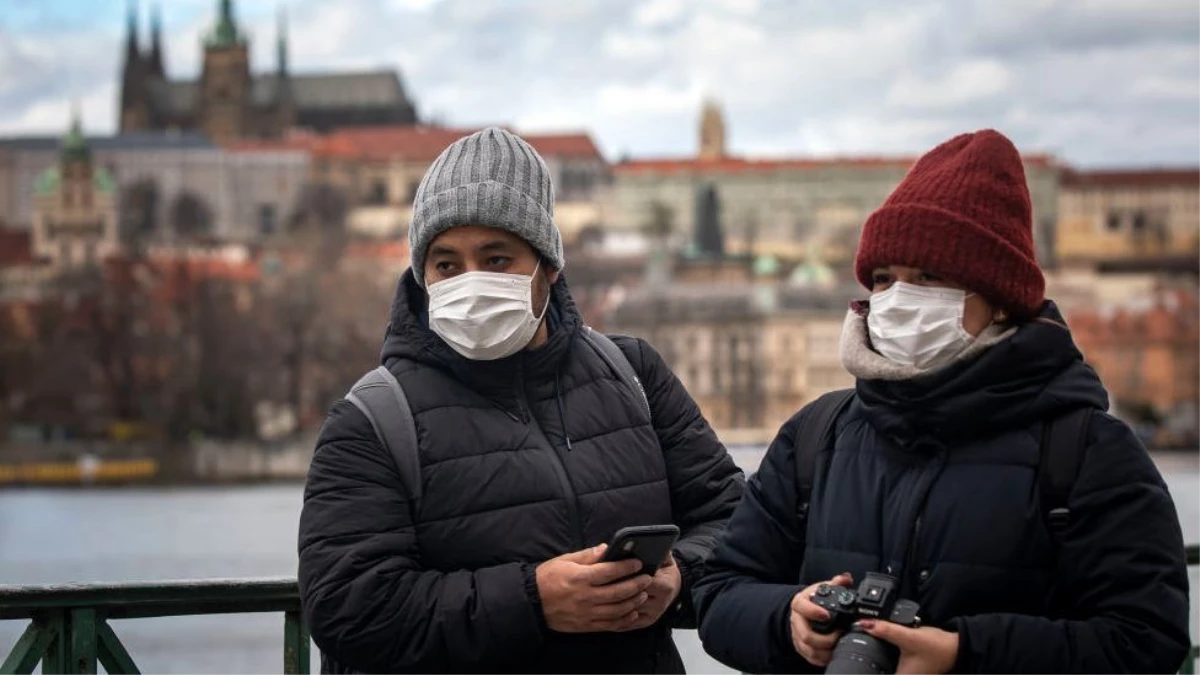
[298,127,744,674]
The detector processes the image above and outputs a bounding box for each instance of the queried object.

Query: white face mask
[427,263,550,361]
[866,282,975,370]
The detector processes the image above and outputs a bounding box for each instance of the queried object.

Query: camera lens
[825,626,899,675]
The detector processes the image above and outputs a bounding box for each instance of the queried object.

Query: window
[368,180,388,205]
[258,204,277,236]
[1105,211,1122,231]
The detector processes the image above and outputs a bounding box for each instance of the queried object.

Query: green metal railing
[0,578,309,674]
[0,547,1196,674]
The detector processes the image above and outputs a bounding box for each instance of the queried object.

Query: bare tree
[120,179,160,252]
[170,192,215,242]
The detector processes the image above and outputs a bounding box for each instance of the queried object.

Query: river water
[0,450,1196,673]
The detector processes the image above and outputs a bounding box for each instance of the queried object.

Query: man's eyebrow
[478,240,515,253]
[428,244,459,257]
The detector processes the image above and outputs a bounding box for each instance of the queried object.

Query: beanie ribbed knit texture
[854,129,1045,316]
[408,127,563,287]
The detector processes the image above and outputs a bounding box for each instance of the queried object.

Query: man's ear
[546,267,561,285]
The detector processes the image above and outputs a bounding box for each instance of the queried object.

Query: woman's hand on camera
[789,572,853,667]
[858,619,959,675]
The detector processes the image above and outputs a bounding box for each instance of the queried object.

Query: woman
[692,129,1190,674]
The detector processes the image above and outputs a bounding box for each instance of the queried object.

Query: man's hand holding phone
[614,554,681,632]
[536,544,653,633]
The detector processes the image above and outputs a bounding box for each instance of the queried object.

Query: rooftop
[229,125,605,163]
[614,153,1057,176]
[0,132,215,152]
[1061,168,1200,188]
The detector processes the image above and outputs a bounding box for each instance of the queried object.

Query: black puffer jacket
[693,303,1191,674]
[299,270,744,674]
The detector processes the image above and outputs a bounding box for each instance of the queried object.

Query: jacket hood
[854,300,1109,450]
[379,268,583,418]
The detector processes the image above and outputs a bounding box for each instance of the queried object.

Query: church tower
[118,1,152,131]
[698,99,726,160]
[147,2,165,78]
[199,0,252,144]
[273,7,296,135]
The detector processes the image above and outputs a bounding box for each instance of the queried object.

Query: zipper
[898,452,944,599]
[519,364,585,550]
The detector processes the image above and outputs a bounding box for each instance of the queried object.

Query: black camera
[809,572,922,674]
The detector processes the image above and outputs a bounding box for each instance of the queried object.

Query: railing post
[42,611,67,674]
[68,609,97,674]
[283,610,310,675]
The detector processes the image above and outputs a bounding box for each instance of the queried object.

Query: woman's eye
[487,257,510,267]
[872,274,892,286]
[919,272,942,283]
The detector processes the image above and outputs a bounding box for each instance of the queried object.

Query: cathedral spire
[124,0,141,62]
[148,1,165,76]
[277,5,289,77]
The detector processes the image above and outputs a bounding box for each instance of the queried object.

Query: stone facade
[1056,169,1200,265]
[1067,284,1199,445]
[30,119,119,270]
[0,133,309,243]
[607,279,858,435]
[285,126,613,243]
[613,102,1062,267]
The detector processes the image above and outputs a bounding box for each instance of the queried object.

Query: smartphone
[600,524,680,577]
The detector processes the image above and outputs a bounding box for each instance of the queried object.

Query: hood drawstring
[555,370,572,451]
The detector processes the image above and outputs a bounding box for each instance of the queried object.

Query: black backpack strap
[1039,408,1092,541]
[581,326,652,424]
[345,365,422,506]
[794,389,855,522]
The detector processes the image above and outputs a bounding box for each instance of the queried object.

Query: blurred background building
[0,0,1195,474]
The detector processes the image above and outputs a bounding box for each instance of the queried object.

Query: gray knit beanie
[408,127,563,287]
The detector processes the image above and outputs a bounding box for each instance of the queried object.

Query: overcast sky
[1,0,1196,167]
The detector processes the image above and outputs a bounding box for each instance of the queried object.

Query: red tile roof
[231,125,606,164]
[615,153,1057,176]
[1062,168,1200,188]
[523,132,603,159]
[321,125,484,162]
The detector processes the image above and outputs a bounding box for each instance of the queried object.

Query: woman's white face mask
[427,262,550,361]
[866,282,975,370]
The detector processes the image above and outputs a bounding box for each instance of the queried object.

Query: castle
[118,0,420,145]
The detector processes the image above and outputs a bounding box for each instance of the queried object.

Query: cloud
[0,0,1193,167]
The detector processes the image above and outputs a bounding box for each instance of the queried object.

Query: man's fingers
[560,544,607,564]
[584,558,645,586]
[590,592,649,620]
[589,574,652,604]
[591,610,641,632]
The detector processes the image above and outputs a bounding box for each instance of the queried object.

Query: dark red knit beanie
[854,129,1045,316]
